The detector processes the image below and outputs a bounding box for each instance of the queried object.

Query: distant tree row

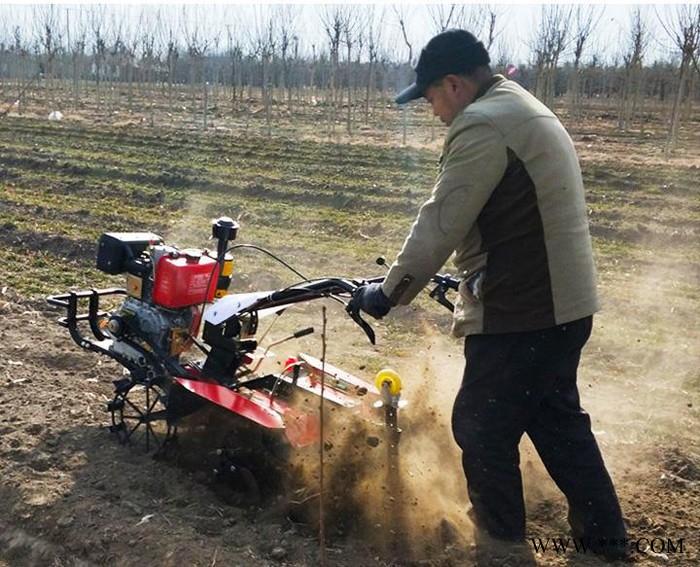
[1,4,698,152]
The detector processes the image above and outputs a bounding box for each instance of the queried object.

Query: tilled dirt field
[1,112,699,566]
[1,295,698,567]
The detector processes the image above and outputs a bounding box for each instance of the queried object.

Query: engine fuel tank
[152,249,220,308]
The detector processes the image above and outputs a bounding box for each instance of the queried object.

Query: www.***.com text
[529,537,686,555]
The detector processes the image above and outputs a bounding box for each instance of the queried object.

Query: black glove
[352,283,392,319]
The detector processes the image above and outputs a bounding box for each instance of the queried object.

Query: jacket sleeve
[382,115,508,305]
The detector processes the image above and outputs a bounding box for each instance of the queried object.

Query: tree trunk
[665,57,691,155]
[346,42,352,136]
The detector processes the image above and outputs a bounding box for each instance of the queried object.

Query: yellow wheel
[375,368,402,395]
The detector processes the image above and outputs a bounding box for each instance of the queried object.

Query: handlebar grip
[293,327,315,339]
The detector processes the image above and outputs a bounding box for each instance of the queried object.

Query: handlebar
[240,277,359,312]
[231,272,459,345]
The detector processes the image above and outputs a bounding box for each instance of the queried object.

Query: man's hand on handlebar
[350,282,392,320]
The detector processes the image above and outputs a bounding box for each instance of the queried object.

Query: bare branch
[392,5,413,64]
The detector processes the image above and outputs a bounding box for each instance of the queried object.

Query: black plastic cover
[96,232,163,274]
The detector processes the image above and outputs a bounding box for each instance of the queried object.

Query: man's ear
[443,74,461,94]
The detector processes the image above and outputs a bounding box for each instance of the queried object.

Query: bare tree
[250,7,276,136]
[364,6,385,124]
[161,19,180,113]
[139,9,160,126]
[529,5,572,109]
[33,5,62,108]
[617,7,649,132]
[393,5,415,145]
[426,4,502,49]
[481,5,506,51]
[290,35,300,107]
[106,12,127,113]
[89,5,108,114]
[450,4,492,42]
[225,23,244,107]
[490,38,514,76]
[342,6,359,135]
[308,42,318,106]
[568,6,603,121]
[659,4,700,154]
[378,51,391,122]
[3,25,33,116]
[273,5,299,112]
[428,4,462,32]
[65,6,87,111]
[320,5,348,135]
[393,5,414,65]
[120,13,139,114]
[206,26,222,126]
[182,5,212,127]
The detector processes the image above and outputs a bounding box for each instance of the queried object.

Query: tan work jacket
[382,75,599,336]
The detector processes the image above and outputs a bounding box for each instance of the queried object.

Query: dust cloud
[279,321,476,558]
[579,248,700,478]
[386,324,475,557]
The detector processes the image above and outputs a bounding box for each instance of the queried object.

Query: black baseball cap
[395,29,490,104]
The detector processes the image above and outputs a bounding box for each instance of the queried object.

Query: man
[352,29,628,559]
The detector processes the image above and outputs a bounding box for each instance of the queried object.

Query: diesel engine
[94,219,238,376]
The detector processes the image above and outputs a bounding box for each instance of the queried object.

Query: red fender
[174,377,285,430]
[172,377,320,447]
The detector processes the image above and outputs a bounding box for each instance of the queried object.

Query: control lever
[345,296,376,345]
[429,283,455,312]
[251,326,315,372]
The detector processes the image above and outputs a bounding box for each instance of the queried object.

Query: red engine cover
[152,250,220,308]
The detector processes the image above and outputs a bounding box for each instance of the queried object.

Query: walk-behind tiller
[47,217,458,501]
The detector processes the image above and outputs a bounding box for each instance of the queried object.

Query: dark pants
[451,316,626,543]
